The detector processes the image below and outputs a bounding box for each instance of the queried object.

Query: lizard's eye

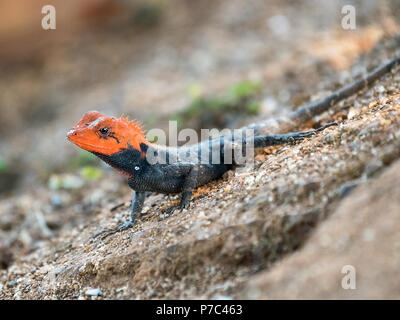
[99,127,109,135]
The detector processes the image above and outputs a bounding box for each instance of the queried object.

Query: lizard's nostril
[67,129,78,139]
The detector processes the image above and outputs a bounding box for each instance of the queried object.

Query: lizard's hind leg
[164,166,199,216]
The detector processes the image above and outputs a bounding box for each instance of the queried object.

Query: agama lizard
[67,57,400,239]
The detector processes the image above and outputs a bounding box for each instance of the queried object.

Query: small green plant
[172,80,262,131]
[133,1,164,27]
[69,150,99,168]
[80,166,103,181]
[228,81,261,100]
[0,158,6,173]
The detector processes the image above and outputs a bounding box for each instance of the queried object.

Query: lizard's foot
[315,121,338,132]
[287,122,338,143]
[164,203,190,217]
[286,132,315,144]
[92,221,133,240]
[164,205,179,216]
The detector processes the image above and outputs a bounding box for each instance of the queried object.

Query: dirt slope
[243,157,400,299]
[1,59,400,299]
[1,0,400,300]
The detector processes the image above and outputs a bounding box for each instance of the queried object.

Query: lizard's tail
[250,122,338,149]
[242,56,400,135]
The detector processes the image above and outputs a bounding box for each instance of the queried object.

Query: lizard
[67,56,400,239]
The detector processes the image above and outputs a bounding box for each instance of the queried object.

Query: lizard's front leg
[164,166,199,216]
[93,191,146,239]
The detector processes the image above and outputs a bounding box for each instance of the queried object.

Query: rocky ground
[0,0,400,299]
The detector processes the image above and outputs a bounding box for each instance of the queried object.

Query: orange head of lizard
[67,110,148,156]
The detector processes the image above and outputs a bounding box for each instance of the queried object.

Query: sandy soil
[0,0,400,299]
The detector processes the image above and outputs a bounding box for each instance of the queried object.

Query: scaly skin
[67,57,400,239]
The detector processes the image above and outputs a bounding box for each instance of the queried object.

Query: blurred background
[1,0,399,197]
[0,0,399,296]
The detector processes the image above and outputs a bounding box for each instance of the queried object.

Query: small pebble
[85,288,102,296]
[323,134,335,144]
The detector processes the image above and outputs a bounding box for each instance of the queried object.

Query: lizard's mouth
[67,128,84,145]
[67,129,122,155]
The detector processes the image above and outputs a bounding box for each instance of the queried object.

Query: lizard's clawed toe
[92,221,133,240]
[180,203,190,211]
[164,205,179,216]
[164,202,190,217]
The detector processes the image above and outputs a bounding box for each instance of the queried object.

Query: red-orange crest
[67,111,149,155]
